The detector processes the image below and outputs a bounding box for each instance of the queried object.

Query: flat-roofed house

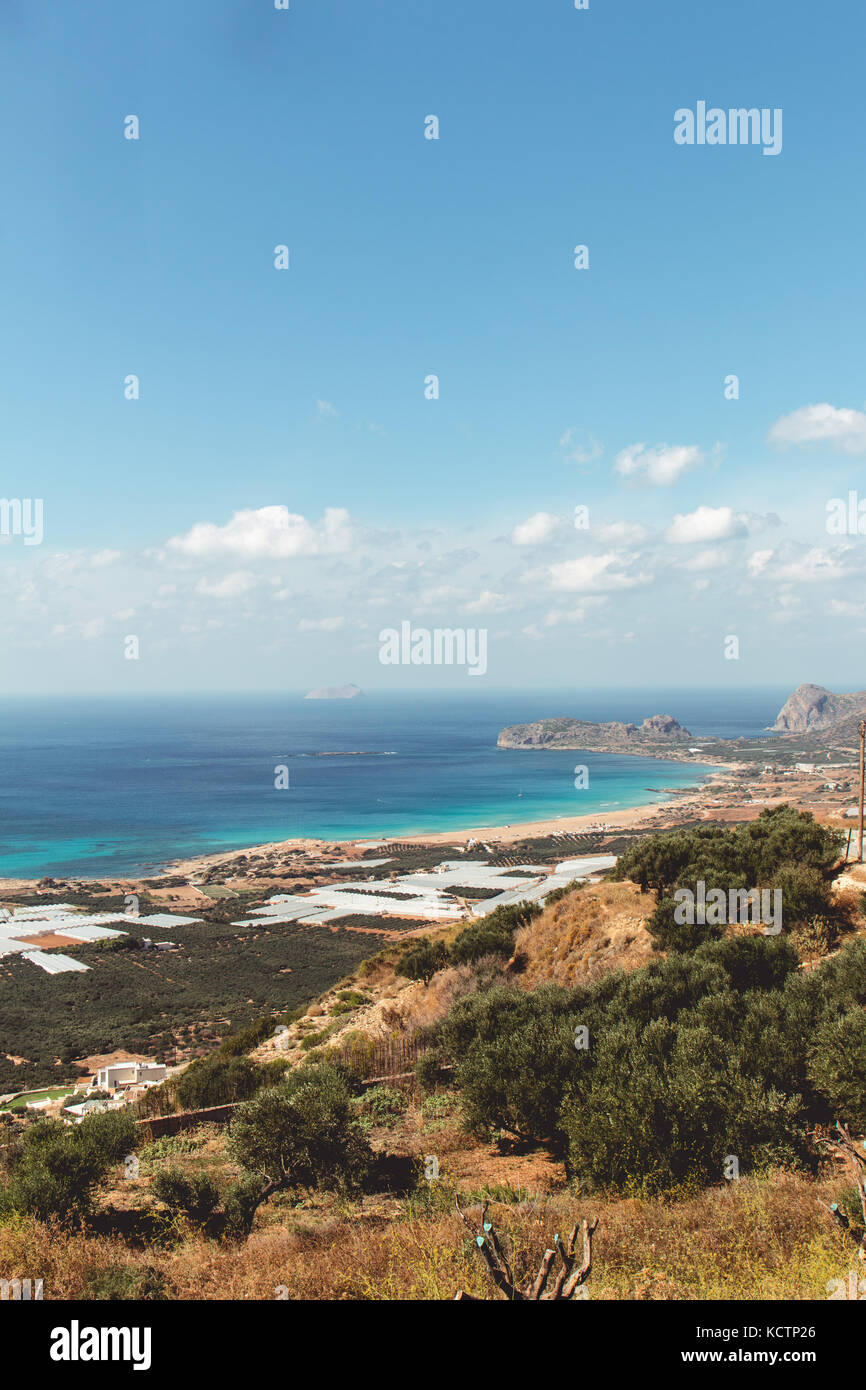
[95,1061,166,1091]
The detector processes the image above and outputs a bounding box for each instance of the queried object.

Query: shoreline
[0,761,731,888]
[2,754,860,891]
[120,761,745,878]
[144,763,742,878]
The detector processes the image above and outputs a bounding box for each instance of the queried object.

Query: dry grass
[0,1171,853,1301]
[515,880,655,988]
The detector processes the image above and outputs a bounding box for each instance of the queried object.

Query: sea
[0,688,790,879]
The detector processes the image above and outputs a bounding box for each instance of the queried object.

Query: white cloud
[596,520,648,544]
[665,506,746,544]
[543,598,608,626]
[463,589,510,614]
[748,549,774,575]
[169,506,352,560]
[775,547,848,583]
[417,584,467,608]
[511,512,563,546]
[767,403,866,455]
[50,618,105,640]
[559,429,603,465]
[316,400,339,418]
[747,544,851,585]
[195,570,257,598]
[298,616,345,631]
[676,547,728,572]
[547,551,648,592]
[615,442,704,486]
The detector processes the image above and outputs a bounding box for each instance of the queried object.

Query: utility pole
[859,720,865,864]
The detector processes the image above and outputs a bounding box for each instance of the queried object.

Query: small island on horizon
[305,683,362,700]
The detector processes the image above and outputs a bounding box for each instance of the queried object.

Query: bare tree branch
[814,1122,866,1259]
[454,1201,599,1300]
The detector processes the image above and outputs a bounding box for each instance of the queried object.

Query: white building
[94,1061,166,1091]
[63,1097,125,1123]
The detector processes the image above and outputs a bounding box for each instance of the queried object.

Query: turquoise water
[0,689,786,878]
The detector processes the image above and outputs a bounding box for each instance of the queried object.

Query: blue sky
[1,0,865,693]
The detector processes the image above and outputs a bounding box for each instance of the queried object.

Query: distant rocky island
[497,713,692,753]
[305,683,362,700]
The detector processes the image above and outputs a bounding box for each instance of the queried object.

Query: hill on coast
[4,809,864,1302]
[497,683,866,759]
[496,713,692,752]
[771,683,866,742]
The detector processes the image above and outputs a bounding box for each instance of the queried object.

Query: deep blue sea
[0,689,789,879]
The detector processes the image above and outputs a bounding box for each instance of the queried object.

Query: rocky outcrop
[497,714,692,752]
[770,684,866,734]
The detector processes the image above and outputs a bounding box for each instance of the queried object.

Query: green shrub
[647,895,722,952]
[357,1086,407,1122]
[613,808,843,940]
[216,1017,275,1057]
[449,920,516,964]
[151,1166,221,1222]
[809,1010,866,1130]
[440,984,580,1142]
[227,1063,374,1233]
[414,1050,448,1093]
[544,882,585,906]
[85,1264,170,1301]
[175,1055,265,1109]
[420,1093,457,1119]
[139,1131,207,1163]
[0,1109,137,1222]
[433,929,866,1196]
[397,939,449,985]
[299,1021,341,1051]
[449,901,541,966]
[561,1016,808,1196]
[221,1173,269,1241]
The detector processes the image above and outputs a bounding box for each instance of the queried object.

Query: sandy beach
[163,766,734,874]
[3,758,860,895]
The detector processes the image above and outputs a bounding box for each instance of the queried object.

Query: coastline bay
[0,689,788,879]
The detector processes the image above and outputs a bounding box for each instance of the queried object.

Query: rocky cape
[497,684,866,764]
[497,714,693,754]
[770,683,866,741]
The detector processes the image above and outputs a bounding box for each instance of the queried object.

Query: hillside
[244,878,655,1072]
[771,683,866,735]
[497,714,692,753]
[4,809,866,1303]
